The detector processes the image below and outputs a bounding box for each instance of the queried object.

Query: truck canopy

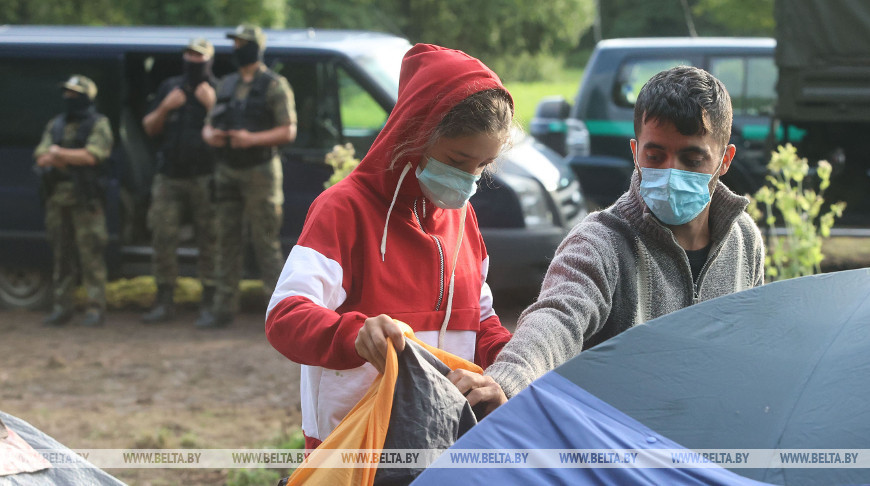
[775,0,870,122]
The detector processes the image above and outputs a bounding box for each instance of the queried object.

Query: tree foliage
[694,0,774,36]
[1,0,775,80]
[595,0,774,40]
[0,0,594,81]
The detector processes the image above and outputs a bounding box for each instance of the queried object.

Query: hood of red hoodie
[347,43,513,202]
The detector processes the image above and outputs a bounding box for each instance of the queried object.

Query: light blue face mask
[416,157,481,209]
[636,149,726,226]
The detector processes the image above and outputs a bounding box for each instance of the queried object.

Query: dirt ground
[0,303,527,485]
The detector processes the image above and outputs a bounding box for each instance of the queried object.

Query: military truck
[774,0,870,226]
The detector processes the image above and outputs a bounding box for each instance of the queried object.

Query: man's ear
[630,138,642,174]
[719,144,736,176]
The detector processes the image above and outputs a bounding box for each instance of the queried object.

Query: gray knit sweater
[487,173,765,398]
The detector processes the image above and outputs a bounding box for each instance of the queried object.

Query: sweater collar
[617,171,750,245]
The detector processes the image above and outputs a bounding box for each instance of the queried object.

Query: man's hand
[194,82,216,110]
[355,314,406,374]
[39,145,65,167]
[162,87,187,111]
[203,125,228,148]
[448,369,507,417]
[227,129,256,149]
[36,153,56,168]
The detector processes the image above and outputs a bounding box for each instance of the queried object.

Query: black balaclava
[64,93,93,119]
[232,42,261,68]
[183,58,213,87]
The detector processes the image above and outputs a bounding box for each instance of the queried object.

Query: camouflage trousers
[44,184,107,312]
[212,158,284,315]
[147,173,216,287]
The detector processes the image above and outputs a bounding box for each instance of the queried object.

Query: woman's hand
[355,314,406,373]
[447,369,507,417]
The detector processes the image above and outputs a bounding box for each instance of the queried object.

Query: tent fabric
[415,269,870,486]
[412,372,769,485]
[0,421,51,476]
[285,327,482,486]
[554,268,870,485]
[0,411,125,486]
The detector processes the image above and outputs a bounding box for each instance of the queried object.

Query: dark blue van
[0,26,586,308]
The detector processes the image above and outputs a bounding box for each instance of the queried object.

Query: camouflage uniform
[148,174,215,287]
[34,85,113,318]
[206,26,296,323]
[145,40,218,298]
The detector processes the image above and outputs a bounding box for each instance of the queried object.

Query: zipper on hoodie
[413,198,445,311]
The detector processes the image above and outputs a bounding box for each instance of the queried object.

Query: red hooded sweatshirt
[265,44,512,448]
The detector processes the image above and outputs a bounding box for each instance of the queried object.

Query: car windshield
[352,44,407,99]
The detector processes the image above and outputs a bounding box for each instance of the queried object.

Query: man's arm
[33,121,56,166]
[143,86,186,137]
[485,229,618,399]
[227,124,294,148]
[56,116,114,167]
[227,75,297,148]
[47,146,98,166]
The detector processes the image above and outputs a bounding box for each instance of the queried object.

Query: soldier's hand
[203,125,228,147]
[194,82,216,110]
[227,129,256,149]
[45,146,65,167]
[162,88,187,111]
[36,154,54,167]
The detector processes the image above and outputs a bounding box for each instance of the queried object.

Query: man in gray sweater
[450,65,766,413]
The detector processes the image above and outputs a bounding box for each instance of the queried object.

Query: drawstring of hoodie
[381,162,413,262]
[379,160,467,349]
[439,203,467,349]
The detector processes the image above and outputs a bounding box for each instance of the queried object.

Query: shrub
[747,144,846,281]
[324,143,360,189]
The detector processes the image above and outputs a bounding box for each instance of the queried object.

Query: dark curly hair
[633,65,732,148]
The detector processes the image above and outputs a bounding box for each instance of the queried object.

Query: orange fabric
[286,324,481,485]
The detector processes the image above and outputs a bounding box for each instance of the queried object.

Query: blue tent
[413,269,870,485]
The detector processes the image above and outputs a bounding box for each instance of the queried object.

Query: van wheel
[0,266,51,310]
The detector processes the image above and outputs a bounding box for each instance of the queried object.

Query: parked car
[532,37,802,211]
[0,26,586,308]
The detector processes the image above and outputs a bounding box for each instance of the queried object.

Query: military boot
[142,285,175,324]
[43,305,73,326]
[195,308,233,329]
[79,308,105,327]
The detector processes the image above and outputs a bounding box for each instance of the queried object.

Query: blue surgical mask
[636,149,726,226]
[416,157,481,209]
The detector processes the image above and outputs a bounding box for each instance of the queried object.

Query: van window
[614,58,690,107]
[0,58,121,146]
[710,56,776,116]
[337,66,388,156]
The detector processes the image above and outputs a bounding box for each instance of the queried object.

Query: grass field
[504,67,584,132]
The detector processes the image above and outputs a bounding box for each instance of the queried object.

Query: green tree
[694,0,774,36]
[0,0,595,81]
[593,0,774,40]
[287,0,596,81]
[0,0,286,27]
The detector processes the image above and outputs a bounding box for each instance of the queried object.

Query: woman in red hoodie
[265,44,514,450]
